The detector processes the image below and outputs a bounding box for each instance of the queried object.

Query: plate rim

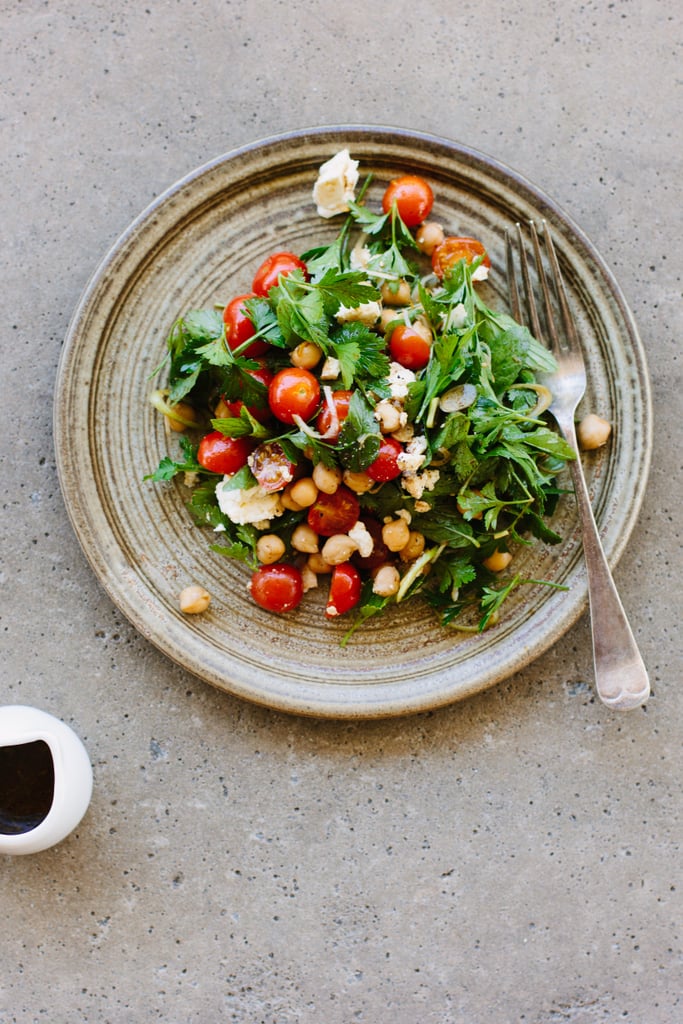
[54,124,653,718]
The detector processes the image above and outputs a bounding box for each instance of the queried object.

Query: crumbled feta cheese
[336,299,381,327]
[349,241,372,271]
[449,302,469,327]
[388,362,416,400]
[215,479,284,526]
[312,149,359,218]
[397,434,428,474]
[320,356,341,380]
[402,469,441,500]
[347,520,374,559]
[472,264,490,282]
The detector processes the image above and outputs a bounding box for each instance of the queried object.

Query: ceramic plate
[54,126,652,718]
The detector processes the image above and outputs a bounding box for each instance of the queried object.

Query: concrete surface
[1,2,681,1021]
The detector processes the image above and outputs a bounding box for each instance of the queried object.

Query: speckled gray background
[1,2,681,1022]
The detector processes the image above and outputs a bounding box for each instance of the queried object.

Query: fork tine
[529,220,562,360]
[505,230,522,323]
[542,221,579,350]
[514,222,543,341]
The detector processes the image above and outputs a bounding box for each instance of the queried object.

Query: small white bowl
[0,705,93,855]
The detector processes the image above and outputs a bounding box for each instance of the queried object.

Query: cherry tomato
[388,325,431,371]
[316,389,353,442]
[248,441,296,492]
[248,564,304,614]
[431,236,491,279]
[222,293,269,358]
[268,367,320,425]
[221,363,274,423]
[307,486,360,537]
[197,432,254,475]
[252,252,309,297]
[325,563,362,619]
[381,174,434,227]
[366,437,404,482]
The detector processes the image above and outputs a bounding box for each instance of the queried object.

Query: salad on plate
[147,150,577,640]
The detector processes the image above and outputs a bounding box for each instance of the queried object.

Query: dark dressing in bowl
[0,740,55,835]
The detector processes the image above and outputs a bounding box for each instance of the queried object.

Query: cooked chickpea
[312,462,342,494]
[301,565,318,593]
[415,221,445,255]
[256,534,286,564]
[307,553,333,574]
[380,279,412,306]
[291,341,323,370]
[577,413,612,451]
[483,550,513,573]
[372,564,401,597]
[382,518,411,552]
[166,401,199,432]
[213,397,231,419]
[411,318,432,343]
[289,477,319,508]
[321,534,358,565]
[281,485,305,511]
[343,469,374,494]
[179,584,211,614]
[379,308,400,334]
[291,524,320,554]
[375,400,403,434]
[399,531,426,562]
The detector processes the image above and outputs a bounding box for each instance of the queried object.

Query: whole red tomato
[249,564,304,614]
[316,389,353,442]
[223,293,269,358]
[382,174,434,227]
[388,325,431,371]
[197,432,254,475]
[325,563,362,619]
[307,486,360,537]
[366,437,404,482]
[268,367,320,425]
[252,252,309,297]
[432,236,491,279]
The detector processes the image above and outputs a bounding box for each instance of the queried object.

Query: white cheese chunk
[387,362,416,400]
[347,520,374,559]
[312,149,359,218]
[215,479,284,526]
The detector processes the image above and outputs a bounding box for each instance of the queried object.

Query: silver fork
[506,221,650,710]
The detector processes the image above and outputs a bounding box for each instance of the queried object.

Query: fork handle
[563,426,650,709]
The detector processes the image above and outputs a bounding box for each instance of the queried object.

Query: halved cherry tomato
[366,437,404,482]
[223,293,269,358]
[220,363,274,423]
[268,367,320,425]
[248,442,296,492]
[431,236,491,279]
[388,325,431,371]
[381,174,434,227]
[197,432,254,475]
[325,563,362,619]
[249,563,304,614]
[316,389,353,442]
[252,252,309,297]
[307,486,360,537]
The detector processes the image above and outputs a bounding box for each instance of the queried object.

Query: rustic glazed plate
[54,126,652,718]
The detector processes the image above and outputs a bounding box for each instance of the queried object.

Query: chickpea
[301,564,319,593]
[213,397,231,419]
[166,401,199,432]
[288,477,319,508]
[411,318,432,343]
[380,279,412,306]
[307,553,333,574]
[312,462,342,495]
[291,341,323,370]
[379,307,400,334]
[372,564,401,597]
[256,534,286,564]
[179,585,211,614]
[343,469,374,494]
[415,221,445,256]
[483,550,513,573]
[375,400,403,434]
[281,485,305,512]
[321,534,358,565]
[577,413,612,451]
[382,518,411,552]
[399,531,426,562]
[291,524,320,554]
